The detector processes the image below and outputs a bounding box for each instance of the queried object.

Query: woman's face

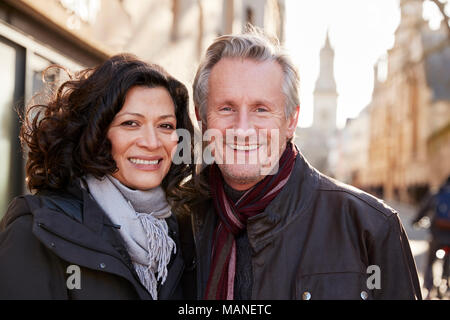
[107,86,178,190]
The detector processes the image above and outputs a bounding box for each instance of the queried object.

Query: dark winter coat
[190,151,422,300]
[0,181,185,300]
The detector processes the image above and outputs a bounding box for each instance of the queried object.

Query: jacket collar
[246,150,319,252]
[31,181,127,262]
[194,148,319,254]
[81,181,105,235]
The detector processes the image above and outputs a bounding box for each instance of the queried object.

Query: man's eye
[220,106,233,112]
[256,106,268,112]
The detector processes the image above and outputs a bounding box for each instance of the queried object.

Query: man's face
[205,57,299,191]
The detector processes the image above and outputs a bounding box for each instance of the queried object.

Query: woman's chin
[132,180,163,191]
[115,174,163,191]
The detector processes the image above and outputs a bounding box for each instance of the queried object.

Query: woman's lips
[128,157,162,171]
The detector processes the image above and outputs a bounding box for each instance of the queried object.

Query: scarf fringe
[134,262,158,300]
[136,212,176,286]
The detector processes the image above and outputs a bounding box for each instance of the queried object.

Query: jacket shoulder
[0,196,42,258]
[0,208,68,299]
[1,190,84,231]
[0,212,34,244]
[0,196,34,231]
[316,173,397,219]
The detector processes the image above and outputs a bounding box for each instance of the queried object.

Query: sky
[284,0,446,128]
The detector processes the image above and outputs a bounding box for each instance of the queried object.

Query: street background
[391,201,434,298]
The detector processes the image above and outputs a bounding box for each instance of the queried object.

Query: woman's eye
[160,123,175,130]
[121,120,139,127]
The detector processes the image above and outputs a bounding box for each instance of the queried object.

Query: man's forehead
[208,57,284,99]
[210,57,282,76]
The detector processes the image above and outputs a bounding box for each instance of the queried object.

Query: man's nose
[235,109,255,132]
[136,126,162,150]
[230,109,257,145]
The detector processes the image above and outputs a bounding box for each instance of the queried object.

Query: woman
[0,54,195,299]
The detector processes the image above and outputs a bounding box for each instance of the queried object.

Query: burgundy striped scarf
[205,142,298,299]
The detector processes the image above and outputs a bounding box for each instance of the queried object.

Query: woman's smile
[128,156,163,170]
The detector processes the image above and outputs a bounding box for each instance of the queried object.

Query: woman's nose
[136,127,162,150]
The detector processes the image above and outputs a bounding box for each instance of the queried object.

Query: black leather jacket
[191,152,422,300]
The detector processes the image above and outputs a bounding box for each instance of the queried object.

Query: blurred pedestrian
[413,175,450,298]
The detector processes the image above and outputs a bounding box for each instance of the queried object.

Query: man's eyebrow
[214,99,273,107]
[214,100,236,107]
[251,98,273,106]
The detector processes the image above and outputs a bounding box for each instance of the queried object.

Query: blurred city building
[334,0,450,204]
[0,0,286,218]
[295,32,338,175]
[333,107,371,190]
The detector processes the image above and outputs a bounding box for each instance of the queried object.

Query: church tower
[313,32,338,135]
[394,0,424,49]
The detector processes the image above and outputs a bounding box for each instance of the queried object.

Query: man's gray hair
[193,28,300,122]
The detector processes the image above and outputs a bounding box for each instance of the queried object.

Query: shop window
[0,37,25,218]
[30,54,58,106]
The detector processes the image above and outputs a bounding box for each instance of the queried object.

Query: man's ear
[286,105,300,140]
[195,106,207,135]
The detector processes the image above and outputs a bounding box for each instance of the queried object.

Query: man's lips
[226,144,260,151]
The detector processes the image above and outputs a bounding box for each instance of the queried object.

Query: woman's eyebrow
[115,113,176,120]
[158,114,176,120]
[115,112,145,118]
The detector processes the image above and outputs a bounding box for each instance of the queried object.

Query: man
[189,29,421,300]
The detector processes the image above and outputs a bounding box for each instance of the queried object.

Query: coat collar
[246,150,319,251]
[192,147,320,299]
[31,180,128,262]
[193,148,320,254]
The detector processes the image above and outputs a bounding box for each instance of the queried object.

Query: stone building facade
[333,107,371,189]
[364,0,450,203]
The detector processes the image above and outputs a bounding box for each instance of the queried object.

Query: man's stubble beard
[217,163,263,187]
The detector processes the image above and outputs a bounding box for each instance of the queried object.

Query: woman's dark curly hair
[21,53,195,210]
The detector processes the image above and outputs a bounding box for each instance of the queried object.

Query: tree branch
[428,0,450,38]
